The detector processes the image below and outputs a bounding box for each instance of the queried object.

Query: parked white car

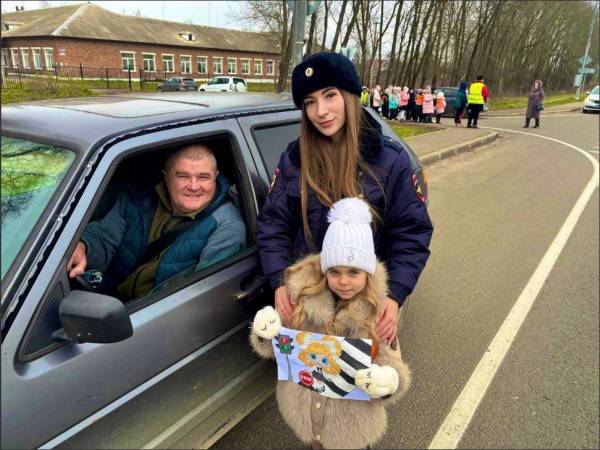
[199,76,247,92]
[582,85,599,113]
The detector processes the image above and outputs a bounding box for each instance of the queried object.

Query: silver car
[1,92,427,448]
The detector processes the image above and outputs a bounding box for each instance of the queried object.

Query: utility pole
[292,0,308,70]
[576,2,598,100]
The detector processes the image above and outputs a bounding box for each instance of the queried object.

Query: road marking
[589,150,599,154]
[429,128,599,450]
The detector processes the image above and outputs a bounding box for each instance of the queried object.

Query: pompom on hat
[291,52,362,109]
[320,198,376,275]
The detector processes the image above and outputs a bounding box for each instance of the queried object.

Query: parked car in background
[433,86,489,116]
[199,76,247,92]
[157,77,198,92]
[1,92,427,449]
[582,85,599,113]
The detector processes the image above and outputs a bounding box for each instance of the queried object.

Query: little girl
[422,86,434,123]
[250,198,411,450]
[435,91,446,124]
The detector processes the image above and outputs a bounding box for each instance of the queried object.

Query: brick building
[0,3,281,82]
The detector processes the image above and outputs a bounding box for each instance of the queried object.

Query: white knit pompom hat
[320,197,376,275]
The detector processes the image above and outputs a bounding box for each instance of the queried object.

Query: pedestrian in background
[435,91,446,124]
[399,86,409,121]
[422,86,434,123]
[415,89,424,122]
[381,87,390,119]
[360,86,370,106]
[467,75,489,128]
[407,89,417,121]
[454,80,468,127]
[524,79,545,128]
[372,85,381,114]
[389,87,399,120]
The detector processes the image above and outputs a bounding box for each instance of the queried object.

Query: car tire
[200,89,205,92]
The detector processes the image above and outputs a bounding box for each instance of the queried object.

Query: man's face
[163,155,218,214]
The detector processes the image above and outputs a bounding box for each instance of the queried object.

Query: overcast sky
[1,1,247,29]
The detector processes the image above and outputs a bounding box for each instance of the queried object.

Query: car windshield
[592,86,599,95]
[1,136,75,279]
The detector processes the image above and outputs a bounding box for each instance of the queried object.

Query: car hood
[586,94,599,101]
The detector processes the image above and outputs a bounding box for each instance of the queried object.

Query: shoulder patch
[412,174,425,202]
[269,167,280,193]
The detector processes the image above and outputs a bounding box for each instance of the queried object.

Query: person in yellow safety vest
[360,86,370,106]
[467,75,489,129]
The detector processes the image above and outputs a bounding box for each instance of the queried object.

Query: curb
[420,131,499,166]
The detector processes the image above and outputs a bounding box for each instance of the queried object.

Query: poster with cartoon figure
[272,327,373,401]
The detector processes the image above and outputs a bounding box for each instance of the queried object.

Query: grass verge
[387,121,441,139]
[489,93,580,110]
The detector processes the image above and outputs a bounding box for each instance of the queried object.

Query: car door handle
[233,276,267,301]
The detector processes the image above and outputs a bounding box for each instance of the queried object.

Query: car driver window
[67,139,248,303]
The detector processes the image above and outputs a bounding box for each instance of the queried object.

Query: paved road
[213,112,599,449]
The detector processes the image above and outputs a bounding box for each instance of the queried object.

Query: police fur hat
[291,51,362,109]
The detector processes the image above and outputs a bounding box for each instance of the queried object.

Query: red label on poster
[299,370,313,387]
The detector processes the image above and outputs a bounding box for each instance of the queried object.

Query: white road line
[429,128,599,450]
[589,151,599,154]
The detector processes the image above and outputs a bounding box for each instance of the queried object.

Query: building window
[179,32,196,41]
[21,49,30,69]
[142,53,156,72]
[254,59,263,75]
[43,48,54,69]
[1,49,8,67]
[121,51,135,71]
[266,60,274,76]
[240,59,250,75]
[32,48,42,69]
[228,58,237,74]
[213,57,223,74]
[11,48,20,67]
[180,55,191,74]
[197,56,207,74]
[163,55,174,73]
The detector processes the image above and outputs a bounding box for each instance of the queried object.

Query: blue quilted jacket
[82,175,245,293]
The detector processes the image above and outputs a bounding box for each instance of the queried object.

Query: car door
[1,119,273,449]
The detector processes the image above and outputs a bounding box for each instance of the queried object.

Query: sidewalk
[405,125,499,166]
[485,101,582,116]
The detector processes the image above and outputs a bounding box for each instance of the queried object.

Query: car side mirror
[53,291,133,344]
[586,91,590,95]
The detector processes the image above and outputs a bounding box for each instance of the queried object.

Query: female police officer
[256,52,433,344]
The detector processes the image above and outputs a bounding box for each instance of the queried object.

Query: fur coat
[250,254,411,449]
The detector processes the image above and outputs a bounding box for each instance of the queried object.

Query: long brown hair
[286,259,380,342]
[299,89,380,244]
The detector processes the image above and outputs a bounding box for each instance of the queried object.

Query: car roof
[2,92,296,152]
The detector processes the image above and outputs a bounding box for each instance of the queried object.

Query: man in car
[66,144,246,300]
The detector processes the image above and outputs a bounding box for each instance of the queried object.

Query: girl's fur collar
[285,254,389,334]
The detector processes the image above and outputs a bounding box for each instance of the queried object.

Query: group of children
[363,85,448,124]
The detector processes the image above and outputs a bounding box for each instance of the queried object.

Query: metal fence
[0,64,201,92]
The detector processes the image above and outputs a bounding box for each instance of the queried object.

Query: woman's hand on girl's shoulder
[275,285,294,323]
[376,297,399,343]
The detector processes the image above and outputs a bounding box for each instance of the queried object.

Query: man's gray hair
[165,144,218,172]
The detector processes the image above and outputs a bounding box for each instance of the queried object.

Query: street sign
[579,55,593,66]
[574,74,583,87]
[579,67,597,74]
